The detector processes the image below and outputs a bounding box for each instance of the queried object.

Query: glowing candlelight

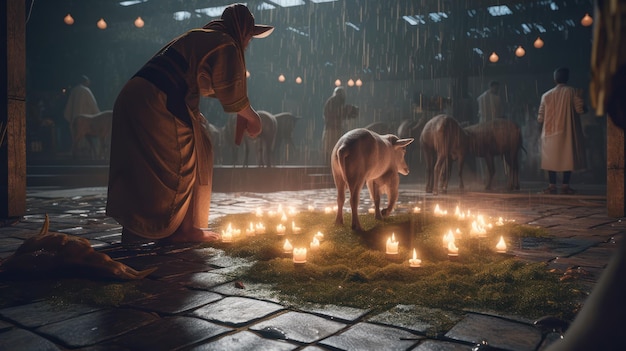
[246,222,255,236]
[293,248,307,263]
[268,210,276,217]
[277,204,283,213]
[281,212,288,222]
[255,207,263,217]
[291,221,302,234]
[276,223,286,235]
[454,205,461,217]
[368,208,375,214]
[255,222,266,234]
[333,205,338,211]
[324,207,332,214]
[308,205,315,211]
[310,237,320,250]
[412,206,421,213]
[222,223,233,243]
[314,231,324,241]
[409,248,422,267]
[386,233,399,255]
[456,228,462,236]
[495,217,504,226]
[496,236,507,253]
[283,239,293,253]
[434,204,447,216]
[448,241,459,257]
[287,206,297,216]
[443,230,455,248]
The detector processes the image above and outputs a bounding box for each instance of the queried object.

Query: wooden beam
[1,0,26,219]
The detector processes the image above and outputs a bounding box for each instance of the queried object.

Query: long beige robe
[63,84,99,123]
[106,29,249,239]
[537,84,586,172]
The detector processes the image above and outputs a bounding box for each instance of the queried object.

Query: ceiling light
[64,13,74,25]
[581,13,593,27]
[489,52,499,63]
[97,18,107,30]
[134,16,144,28]
[515,46,525,57]
[534,37,544,48]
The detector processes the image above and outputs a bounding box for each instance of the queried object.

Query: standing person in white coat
[64,75,100,124]
[537,67,586,194]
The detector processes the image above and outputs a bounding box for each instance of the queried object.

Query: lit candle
[314,231,324,241]
[448,241,459,257]
[409,248,422,268]
[268,210,276,217]
[276,223,286,235]
[324,207,332,214]
[310,237,320,250]
[283,239,293,253]
[412,206,421,213]
[368,208,375,214]
[288,206,297,216]
[255,207,263,217]
[246,222,255,236]
[222,228,233,243]
[496,236,507,253]
[291,221,302,234]
[281,212,288,222]
[495,217,504,226]
[293,247,307,263]
[255,222,266,235]
[443,230,455,248]
[308,205,315,211]
[386,233,399,255]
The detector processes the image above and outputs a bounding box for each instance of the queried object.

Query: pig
[331,128,414,231]
[464,118,524,191]
[365,122,393,135]
[420,114,469,195]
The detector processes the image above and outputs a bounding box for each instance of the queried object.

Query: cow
[72,110,113,160]
[331,128,414,231]
[222,111,277,167]
[273,112,302,164]
[420,114,469,195]
[465,118,524,191]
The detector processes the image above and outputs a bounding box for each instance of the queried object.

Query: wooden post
[1,0,27,219]
[607,116,625,217]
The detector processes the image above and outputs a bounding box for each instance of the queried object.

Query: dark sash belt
[133,48,191,126]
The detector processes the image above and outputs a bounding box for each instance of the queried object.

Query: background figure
[476,80,504,123]
[321,86,358,164]
[106,3,273,245]
[63,75,100,125]
[63,75,100,155]
[537,67,587,194]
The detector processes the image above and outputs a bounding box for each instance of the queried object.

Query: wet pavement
[0,181,622,351]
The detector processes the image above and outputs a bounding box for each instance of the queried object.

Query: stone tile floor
[0,182,622,351]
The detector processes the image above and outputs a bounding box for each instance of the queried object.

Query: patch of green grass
[209,211,580,321]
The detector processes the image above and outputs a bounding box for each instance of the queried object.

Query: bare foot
[165,227,221,243]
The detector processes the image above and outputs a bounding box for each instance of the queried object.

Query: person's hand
[234,107,262,145]
[243,113,262,137]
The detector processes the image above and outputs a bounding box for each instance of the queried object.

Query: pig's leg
[348,179,365,231]
[367,180,383,220]
[484,156,495,190]
[334,177,346,226]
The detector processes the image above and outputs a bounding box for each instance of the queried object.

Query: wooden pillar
[1,0,27,219]
[607,116,625,217]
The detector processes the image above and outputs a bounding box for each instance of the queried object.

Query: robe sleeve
[199,43,249,113]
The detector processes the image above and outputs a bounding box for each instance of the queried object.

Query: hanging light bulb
[134,16,144,28]
[355,79,363,87]
[533,36,544,49]
[347,79,355,87]
[64,13,74,25]
[97,18,107,30]
[334,79,341,87]
[581,13,593,27]
[515,46,526,57]
[295,76,302,84]
[278,74,286,82]
[489,52,499,63]
[246,70,251,78]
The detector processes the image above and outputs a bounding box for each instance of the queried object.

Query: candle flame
[448,241,459,255]
[496,236,507,252]
[283,239,293,252]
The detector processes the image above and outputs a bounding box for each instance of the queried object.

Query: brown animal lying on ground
[420,114,469,195]
[465,118,524,191]
[331,128,414,231]
[72,110,113,160]
[0,215,156,280]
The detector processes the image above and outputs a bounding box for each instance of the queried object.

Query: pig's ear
[394,138,414,148]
